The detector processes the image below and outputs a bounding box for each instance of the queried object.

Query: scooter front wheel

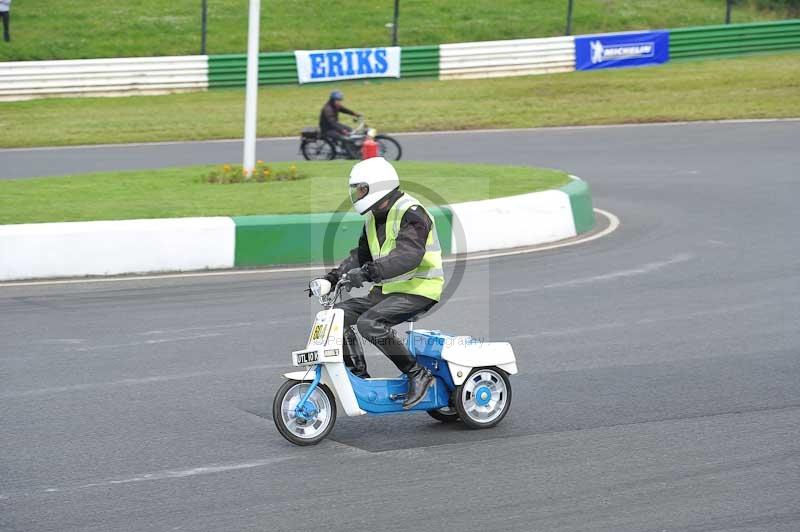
[454,367,512,429]
[273,379,337,446]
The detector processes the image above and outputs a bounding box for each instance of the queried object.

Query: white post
[242,0,261,177]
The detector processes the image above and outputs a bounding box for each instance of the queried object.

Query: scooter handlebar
[338,275,353,293]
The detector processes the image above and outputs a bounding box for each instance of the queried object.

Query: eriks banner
[295,47,401,84]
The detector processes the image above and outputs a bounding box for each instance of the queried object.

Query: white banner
[294,47,401,84]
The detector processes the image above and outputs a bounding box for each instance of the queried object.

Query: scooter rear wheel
[427,406,460,423]
[454,367,512,429]
[273,379,337,446]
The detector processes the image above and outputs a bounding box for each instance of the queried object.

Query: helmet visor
[349,182,369,205]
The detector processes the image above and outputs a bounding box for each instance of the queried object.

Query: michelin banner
[295,47,401,84]
[575,30,669,70]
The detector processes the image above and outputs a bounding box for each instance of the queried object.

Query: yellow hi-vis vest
[365,193,444,301]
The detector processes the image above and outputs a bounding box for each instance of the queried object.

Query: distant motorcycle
[300,118,402,161]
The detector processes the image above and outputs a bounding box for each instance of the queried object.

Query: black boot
[403,364,434,409]
[343,327,370,378]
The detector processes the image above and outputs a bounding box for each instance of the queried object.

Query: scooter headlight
[310,278,331,297]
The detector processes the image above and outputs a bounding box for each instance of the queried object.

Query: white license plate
[293,350,320,367]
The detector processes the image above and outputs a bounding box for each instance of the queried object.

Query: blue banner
[575,31,669,70]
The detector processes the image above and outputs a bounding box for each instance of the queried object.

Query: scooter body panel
[415,354,456,389]
[346,371,451,413]
[408,329,518,385]
[323,362,367,417]
[282,370,315,381]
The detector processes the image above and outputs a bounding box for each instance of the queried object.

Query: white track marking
[512,322,628,339]
[0,363,286,399]
[0,209,619,288]
[2,118,797,153]
[3,322,257,350]
[66,332,226,352]
[75,458,293,489]
[6,447,372,499]
[539,252,693,289]
[510,300,790,341]
[19,457,294,497]
[137,321,253,336]
[495,252,691,295]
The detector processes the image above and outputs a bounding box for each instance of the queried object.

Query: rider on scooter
[310,157,444,409]
[319,90,361,154]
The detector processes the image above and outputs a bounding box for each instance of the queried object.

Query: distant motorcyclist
[319,90,361,151]
[310,157,444,409]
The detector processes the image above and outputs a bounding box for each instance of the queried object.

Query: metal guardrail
[439,37,575,80]
[400,45,440,78]
[0,56,208,101]
[207,46,439,88]
[671,19,800,60]
[1,20,798,100]
[208,52,297,88]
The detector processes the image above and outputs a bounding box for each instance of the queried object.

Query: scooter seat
[405,309,429,323]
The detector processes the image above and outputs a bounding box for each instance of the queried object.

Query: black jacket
[319,100,358,134]
[326,189,433,285]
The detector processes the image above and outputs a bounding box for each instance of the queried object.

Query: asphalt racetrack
[2,121,799,532]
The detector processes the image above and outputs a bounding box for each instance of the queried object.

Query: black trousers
[1,12,9,42]
[335,288,435,375]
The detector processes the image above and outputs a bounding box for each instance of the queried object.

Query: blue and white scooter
[273,276,518,446]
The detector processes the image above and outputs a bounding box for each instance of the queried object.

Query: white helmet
[348,157,400,214]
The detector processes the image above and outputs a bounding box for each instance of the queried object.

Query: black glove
[346,267,367,289]
[362,261,381,282]
[346,262,380,289]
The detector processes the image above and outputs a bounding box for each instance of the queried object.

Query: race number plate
[292,349,320,367]
[307,311,334,348]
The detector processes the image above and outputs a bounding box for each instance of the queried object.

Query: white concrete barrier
[0,217,235,280]
[0,56,209,101]
[0,180,591,281]
[449,189,577,254]
[439,36,575,80]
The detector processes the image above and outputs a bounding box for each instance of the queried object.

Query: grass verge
[1,52,798,149]
[0,162,570,225]
[0,0,791,61]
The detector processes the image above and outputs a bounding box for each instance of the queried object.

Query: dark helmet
[330,90,344,101]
